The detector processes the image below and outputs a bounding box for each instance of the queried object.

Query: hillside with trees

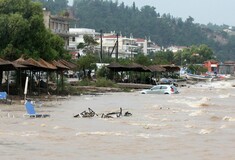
[70,0,234,61]
[8,0,235,61]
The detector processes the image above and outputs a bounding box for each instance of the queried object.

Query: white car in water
[140,85,179,94]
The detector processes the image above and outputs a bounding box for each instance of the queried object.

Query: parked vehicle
[140,85,179,94]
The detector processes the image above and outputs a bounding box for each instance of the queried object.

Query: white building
[166,46,187,53]
[136,38,148,55]
[136,38,161,54]
[68,28,99,57]
[97,32,139,59]
[68,29,161,59]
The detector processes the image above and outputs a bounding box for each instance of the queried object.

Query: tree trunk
[82,68,86,79]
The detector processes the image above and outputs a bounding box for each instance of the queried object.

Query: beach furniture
[74,108,98,118]
[101,108,123,118]
[24,100,50,118]
[0,92,12,104]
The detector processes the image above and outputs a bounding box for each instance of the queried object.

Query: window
[161,86,167,89]
[72,37,75,42]
[152,86,160,90]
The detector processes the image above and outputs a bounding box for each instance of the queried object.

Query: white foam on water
[53,126,60,129]
[169,99,196,107]
[137,133,150,138]
[185,124,197,128]
[136,133,172,139]
[75,131,126,136]
[128,122,161,127]
[21,131,39,137]
[220,125,227,129]
[170,96,211,108]
[200,97,211,102]
[127,122,169,130]
[193,81,233,89]
[213,81,233,88]
[145,115,159,120]
[1,131,39,137]
[199,129,213,135]
[196,97,212,107]
[76,131,172,139]
[223,116,235,121]
[151,104,162,108]
[180,109,192,113]
[218,93,232,98]
[189,110,204,117]
[160,118,169,122]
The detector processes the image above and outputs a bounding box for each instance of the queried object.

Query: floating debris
[102,108,122,118]
[124,111,132,117]
[74,108,132,118]
[74,108,98,118]
[101,108,132,118]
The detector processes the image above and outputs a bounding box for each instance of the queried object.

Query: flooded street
[1,80,235,160]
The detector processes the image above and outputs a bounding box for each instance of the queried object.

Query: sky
[121,0,235,26]
[68,0,235,26]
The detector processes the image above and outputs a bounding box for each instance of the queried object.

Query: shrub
[77,78,94,86]
[95,78,117,87]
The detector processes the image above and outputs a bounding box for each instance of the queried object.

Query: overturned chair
[23,100,50,118]
[74,108,98,118]
[101,108,132,118]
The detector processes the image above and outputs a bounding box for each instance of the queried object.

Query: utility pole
[115,33,119,62]
[100,30,103,63]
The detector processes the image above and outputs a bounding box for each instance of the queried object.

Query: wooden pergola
[107,63,167,83]
[0,58,76,96]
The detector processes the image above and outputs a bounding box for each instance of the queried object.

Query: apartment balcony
[52,29,70,37]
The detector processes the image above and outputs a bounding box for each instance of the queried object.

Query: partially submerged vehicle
[140,84,179,94]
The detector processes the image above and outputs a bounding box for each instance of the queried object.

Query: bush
[77,78,94,86]
[95,78,117,87]
[96,66,109,78]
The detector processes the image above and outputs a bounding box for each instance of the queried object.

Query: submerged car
[140,85,179,94]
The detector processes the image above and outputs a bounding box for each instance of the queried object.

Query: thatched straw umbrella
[13,58,49,96]
[0,58,26,94]
[38,59,57,94]
[50,60,70,94]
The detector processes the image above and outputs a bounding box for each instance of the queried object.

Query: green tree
[152,50,174,65]
[33,0,68,15]
[134,53,152,66]
[77,54,98,79]
[187,64,207,74]
[77,34,99,54]
[0,0,68,61]
[174,45,214,65]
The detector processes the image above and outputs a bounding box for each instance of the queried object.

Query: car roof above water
[155,84,174,87]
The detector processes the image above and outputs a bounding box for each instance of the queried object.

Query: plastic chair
[24,100,50,118]
[0,92,12,104]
